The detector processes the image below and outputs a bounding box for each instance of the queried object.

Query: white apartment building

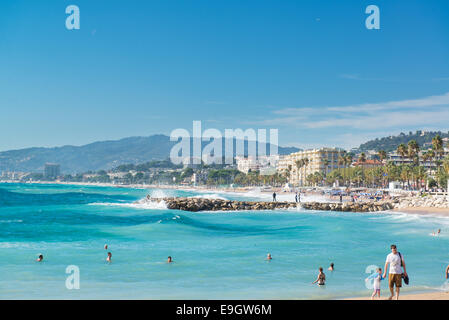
[277,148,346,186]
[235,155,283,174]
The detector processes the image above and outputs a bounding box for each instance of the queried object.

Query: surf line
[176,304,210,318]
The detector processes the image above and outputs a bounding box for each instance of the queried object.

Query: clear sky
[1,0,449,151]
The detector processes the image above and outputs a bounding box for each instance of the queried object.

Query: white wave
[90,199,168,210]
[189,194,228,200]
[0,219,23,223]
[149,189,174,198]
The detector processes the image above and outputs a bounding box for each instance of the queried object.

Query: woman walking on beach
[312,267,326,286]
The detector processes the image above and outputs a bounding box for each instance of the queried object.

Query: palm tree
[427,149,435,175]
[359,153,367,163]
[302,158,310,186]
[295,159,304,186]
[432,134,444,173]
[378,150,387,164]
[397,143,407,165]
[345,154,353,186]
[407,140,420,166]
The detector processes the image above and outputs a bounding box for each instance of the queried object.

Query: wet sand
[393,207,449,217]
[347,291,449,300]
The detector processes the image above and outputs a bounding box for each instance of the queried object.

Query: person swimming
[106,252,112,262]
[104,244,108,250]
[36,254,43,262]
[266,253,272,260]
[328,263,334,271]
[312,267,326,286]
[167,256,173,263]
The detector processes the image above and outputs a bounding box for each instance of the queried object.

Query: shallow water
[1,183,448,299]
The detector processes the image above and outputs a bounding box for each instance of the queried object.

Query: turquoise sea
[1,183,449,299]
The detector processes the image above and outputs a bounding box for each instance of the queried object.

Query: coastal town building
[277,148,346,186]
[44,163,61,179]
[235,155,283,174]
[352,159,382,168]
[388,148,449,173]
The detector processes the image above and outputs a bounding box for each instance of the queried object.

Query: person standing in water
[167,256,173,263]
[383,244,407,300]
[106,252,112,263]
[266,253,272,261]
[328,263,334,271]
[36,254,44,262]
[312,267,326,286]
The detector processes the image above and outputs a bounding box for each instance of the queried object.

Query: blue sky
[1,0,449,151]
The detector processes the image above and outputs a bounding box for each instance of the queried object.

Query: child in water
[365,268,384,300]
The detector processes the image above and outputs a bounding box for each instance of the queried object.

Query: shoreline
[346,290,449,300]
[392,207,449,217]
[3,180,449,217]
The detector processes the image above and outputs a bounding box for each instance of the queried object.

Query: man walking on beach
[383,244,407,300]
[272,192,276,202]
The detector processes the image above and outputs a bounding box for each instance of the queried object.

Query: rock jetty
[301,201,395,212]
[145,197,395,213]
[393,195,449,209]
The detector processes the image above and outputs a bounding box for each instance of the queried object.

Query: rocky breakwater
[148,197,297,212]
[301,201,394,212]
[393,195,449,209]
[145,197,394,212]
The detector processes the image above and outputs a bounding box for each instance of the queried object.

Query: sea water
[1,183,448,299]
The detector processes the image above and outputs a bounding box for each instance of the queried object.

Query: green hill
[0,135,299,174]
[357,131,449,153]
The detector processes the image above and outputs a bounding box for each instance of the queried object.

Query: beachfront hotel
[235,155,283,174]
[277,148,346,186]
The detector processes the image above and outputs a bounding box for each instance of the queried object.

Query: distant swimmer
[36,254,43,262]
[266,253,272,260]
[312,267,326,286]
[104,244,108,250]
[328,263,334,271]
[167,256,173,263]
[106,252,112,262]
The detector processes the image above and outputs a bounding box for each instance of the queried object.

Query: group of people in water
[36,244,175,264]
[33,238,449,300]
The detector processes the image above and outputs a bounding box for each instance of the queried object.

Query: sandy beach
[347,291,449,300]
[393,207,449,217]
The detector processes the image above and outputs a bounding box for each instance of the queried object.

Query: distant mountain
[0,135,300,174]
[356,130,449,153]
